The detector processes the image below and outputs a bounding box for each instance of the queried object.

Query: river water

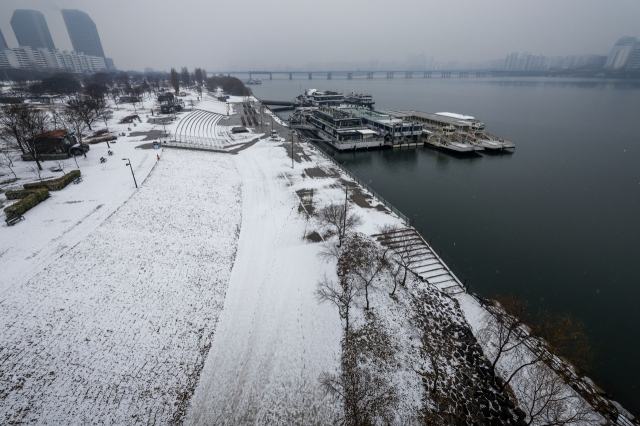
[251,76,640,414]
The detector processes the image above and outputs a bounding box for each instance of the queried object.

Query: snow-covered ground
[0,145,242,423]
[185,141,343,425]
[1,104,161,292]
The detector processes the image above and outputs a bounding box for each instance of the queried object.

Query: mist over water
[253,77,640,414]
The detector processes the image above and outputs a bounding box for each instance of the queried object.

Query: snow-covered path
[185,142,342,425]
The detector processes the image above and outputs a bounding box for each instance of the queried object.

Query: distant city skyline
[1,2,639,73]
[1,8,113,72]
[1,0,639,72]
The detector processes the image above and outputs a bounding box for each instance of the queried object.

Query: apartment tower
[10,10,56,51]
[61,9,105,58]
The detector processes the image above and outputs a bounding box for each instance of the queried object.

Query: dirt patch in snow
[303,167,329,179]
[129,130,165,141]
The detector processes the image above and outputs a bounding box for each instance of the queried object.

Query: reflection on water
[252,78,640,415]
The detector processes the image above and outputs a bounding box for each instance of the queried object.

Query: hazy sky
[1,0,639,71]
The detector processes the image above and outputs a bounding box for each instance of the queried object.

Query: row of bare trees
[310,187,600,424]
[314,195,407,424]
[478,295,599,425]
[0,94,111,171]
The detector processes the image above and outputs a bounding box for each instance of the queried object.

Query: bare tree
[194,68,203,86]
[513,362,600,426]
[65,97,100,131]
[0,148,18,178]
[316,274,360,333]
[378,224,416,296]
[54,160,68,175]
[317,200,363,247]
[0,104,29,154]
[20,107,51,171]
[170,68,180,93]
[478,294,534,380]
[480,295,594,395]
[59,107,89,158]
[180,67,190,88]
[338,233,389,311]
[109,88,121,110]
[320,317,398,425]
[30,165,45,182]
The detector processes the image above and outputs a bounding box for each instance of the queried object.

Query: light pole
[122,158,138,188]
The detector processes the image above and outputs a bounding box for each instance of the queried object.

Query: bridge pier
[249,72,252,80]
[289,73,292,80]
[386,72,394,79]
[424,72,432,78]
[308,73,312,80]
[367,72,373,79]
[405,72,413,78]
[347,72,353,80]
[269,73,272,80]
[327,72,332,80]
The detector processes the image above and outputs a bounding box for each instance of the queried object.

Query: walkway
[185,141,341,425]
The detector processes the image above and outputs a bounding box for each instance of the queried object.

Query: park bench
[73,175,83,184]
[5,214,25,226]
[108,150,113,156]
[100,157,107,163]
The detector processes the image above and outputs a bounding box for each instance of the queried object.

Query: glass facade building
[10,10,56,51]
[61,9,105,58]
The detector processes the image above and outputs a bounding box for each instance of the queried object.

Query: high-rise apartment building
[0,46,107,73]
[0,28,8,50]
[10,9,56,51]
[61,9,105,58]
[626,43,640,70]
[504,53,518,70]
[604,37,637,70]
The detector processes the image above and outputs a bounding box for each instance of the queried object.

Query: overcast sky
[1,0,639,71]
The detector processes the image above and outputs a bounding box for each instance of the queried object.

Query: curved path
[186,142,341,425]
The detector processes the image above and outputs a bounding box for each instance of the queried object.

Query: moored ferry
[345,92,375,109]
[293,89,345,107]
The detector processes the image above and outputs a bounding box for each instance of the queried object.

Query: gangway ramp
[374,228,464,295]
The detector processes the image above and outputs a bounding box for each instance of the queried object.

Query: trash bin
[153,141,159,149]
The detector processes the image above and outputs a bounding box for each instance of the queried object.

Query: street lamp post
[122,158,138,188]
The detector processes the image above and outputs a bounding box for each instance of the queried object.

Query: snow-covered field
[0,146,242,423]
